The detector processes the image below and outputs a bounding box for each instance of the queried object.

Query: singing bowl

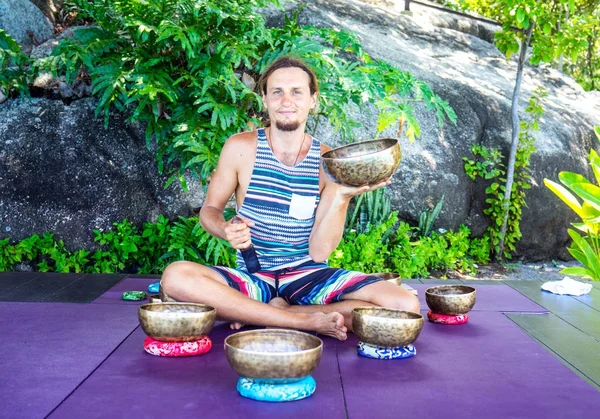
[425,285,476,315]
[352,307,424,348]
[371,272,402,285]
[321,138,401,186]
[225,329,323,383]
[138,302,216,342]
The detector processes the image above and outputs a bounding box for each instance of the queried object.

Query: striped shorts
[210,261,386,305]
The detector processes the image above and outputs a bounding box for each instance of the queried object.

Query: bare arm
[200,133,255,250]
[308,145,390,262]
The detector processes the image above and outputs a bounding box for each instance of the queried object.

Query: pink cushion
[143,336,212,357]
[427,311,469,325]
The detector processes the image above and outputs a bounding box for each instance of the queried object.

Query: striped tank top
[237,128,321,271]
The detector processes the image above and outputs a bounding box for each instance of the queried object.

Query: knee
[388,293,420,314]
[161,261,195,294]
[405,295,421,314]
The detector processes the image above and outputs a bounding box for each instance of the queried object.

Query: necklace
[266,128,307,167]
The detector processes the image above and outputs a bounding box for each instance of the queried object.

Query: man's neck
[267,124,306,147]
[266,124,309,166]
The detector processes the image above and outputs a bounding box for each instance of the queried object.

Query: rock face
[0,0,54,51]
[29,0,63,24]
[265,0,600,260]
[0,99,204,250]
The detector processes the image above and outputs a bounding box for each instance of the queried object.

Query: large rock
[265,0,600,260]
[0,0,54,51]
[29,0,63,24]
[0,98,204,250]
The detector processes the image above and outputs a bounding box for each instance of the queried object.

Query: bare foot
[309,312,347,341]
[230,321,244,330]
[229,297,291,330]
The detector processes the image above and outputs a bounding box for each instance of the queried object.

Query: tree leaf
[571,183,600,211]
[544,179,583,218]
[560,266,592,278]
[543,23,552,35]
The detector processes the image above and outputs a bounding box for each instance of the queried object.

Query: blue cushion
[237,376,316,402]
[357,342,417,359]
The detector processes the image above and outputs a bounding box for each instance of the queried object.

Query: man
[161,57,419,341]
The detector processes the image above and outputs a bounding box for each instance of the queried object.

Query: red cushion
[143,336,212,357]
[427,311,469,325]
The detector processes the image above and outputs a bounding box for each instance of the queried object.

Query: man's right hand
[224,216,255,250]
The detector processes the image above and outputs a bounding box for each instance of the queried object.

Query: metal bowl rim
[138,302,216,315]
[352,307,424,321]
[224,329,323,356]
[321,138,399,161]
[425,285,476,297]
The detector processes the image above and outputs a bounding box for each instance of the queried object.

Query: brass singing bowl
[352,307,424,348]
[425,285,476,315]
[138,302,216,342]
[225,329,323,383]
[321,138,401,186]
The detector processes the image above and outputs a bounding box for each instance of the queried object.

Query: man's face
[262,67,317,132]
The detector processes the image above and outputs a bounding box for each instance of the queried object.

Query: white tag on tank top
[288,193,317,220]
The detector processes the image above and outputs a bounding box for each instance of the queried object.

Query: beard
[274,120,301,132]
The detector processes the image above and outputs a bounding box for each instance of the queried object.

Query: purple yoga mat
[411,283,546,312]
[92,277,157,305]
[339,311,600,419]
[0,302,140,419]
[49,323,346,418]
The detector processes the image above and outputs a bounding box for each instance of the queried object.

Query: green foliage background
[1,209,489,277]
[462,88,546,259]
[2,0,456,189]
[437,0,599,91]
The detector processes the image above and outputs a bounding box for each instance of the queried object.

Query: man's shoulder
[221,130,259,156]
[226,130,258,146]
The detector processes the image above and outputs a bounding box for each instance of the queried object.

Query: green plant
[0,29,33,97]
[160,216,235,267]
[92,219,142,272]
[463,88,545,259]
[463,146,504,180]
[31,0,456,188]
[414,194,445,238]
[331,212,398,273]
[544,126,600,281]
[332,210,484,279]
[138,214,172,273]
[1,1,457,189]
[0,216,236,274]
[471,0,594,257]
[344,187,392,235]
[467,236,492,264]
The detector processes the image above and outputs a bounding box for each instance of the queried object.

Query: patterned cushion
[143,336,212,357]
[357,342,417,359]
[427,310,469,324]
[237,376,316,402]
